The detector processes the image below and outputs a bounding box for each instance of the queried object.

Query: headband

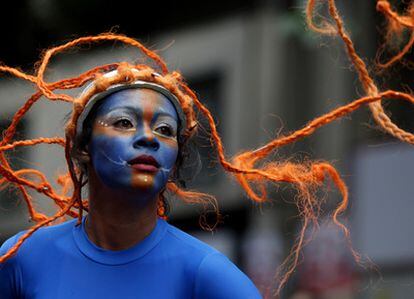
[75,69,187,138]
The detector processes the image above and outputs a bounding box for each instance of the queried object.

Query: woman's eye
[113,119,134,129]
[155,125,174,137]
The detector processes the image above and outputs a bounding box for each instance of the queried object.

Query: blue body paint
[89,88,179,200]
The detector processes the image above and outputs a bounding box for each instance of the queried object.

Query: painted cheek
[155,140,178,183]
[158,136,178,148]
[89,133,134,189]
[158,139,179,168]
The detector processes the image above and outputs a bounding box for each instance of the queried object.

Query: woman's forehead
[96,88,179,119]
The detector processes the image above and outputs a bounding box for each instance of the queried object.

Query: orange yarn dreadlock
[0,2,414,294]
[376,0,414,69]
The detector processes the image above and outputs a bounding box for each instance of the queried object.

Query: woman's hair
[1,1,414,294]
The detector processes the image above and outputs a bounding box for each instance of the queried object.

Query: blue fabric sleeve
[194,253,262,299]
[0,234,22,299]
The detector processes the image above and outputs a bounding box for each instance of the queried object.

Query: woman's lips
[130,163,159,172]
[128,155,160,173]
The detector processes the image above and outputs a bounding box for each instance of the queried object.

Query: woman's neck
[85,170,159,251]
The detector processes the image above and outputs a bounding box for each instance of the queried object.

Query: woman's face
[88,88,179,196]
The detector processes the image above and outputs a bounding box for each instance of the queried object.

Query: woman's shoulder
[193,251,262,299]
[162,223,262,298]
[163,222,220,256]
[0,218,78,259]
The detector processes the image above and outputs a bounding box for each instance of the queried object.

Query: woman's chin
[131,172,157,189]
[98,169,166,194]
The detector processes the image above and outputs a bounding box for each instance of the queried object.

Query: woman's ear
[77,145,90,164]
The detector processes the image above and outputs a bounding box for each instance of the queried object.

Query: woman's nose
[132,129,160,151]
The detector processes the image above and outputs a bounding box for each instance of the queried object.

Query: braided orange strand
[307,0,414,145]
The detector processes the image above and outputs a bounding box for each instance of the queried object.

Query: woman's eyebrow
[153,111,177,119]
[99,106,143,117]
[99,105,177,122]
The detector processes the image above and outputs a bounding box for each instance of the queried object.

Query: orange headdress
[1,2,414,293]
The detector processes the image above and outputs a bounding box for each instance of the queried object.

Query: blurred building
[0,1,414,298]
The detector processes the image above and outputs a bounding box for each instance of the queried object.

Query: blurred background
[0,0,414,298]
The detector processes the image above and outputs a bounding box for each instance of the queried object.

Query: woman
[0,31,376,298]
[0,66,262,298]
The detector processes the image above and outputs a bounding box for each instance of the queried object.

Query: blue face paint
[88,88,179,199]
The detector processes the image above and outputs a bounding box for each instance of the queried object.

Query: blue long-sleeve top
[0,217,262,298]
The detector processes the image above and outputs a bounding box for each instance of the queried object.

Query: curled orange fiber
[376,0,414,69]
